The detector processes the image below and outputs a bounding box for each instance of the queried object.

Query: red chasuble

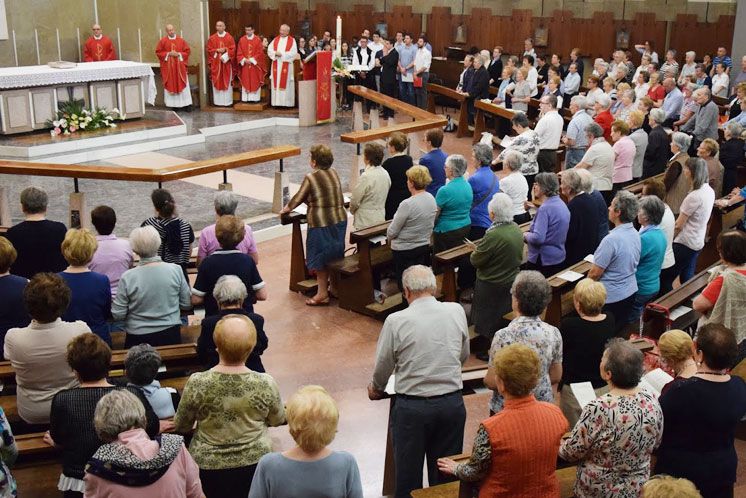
[237,35,266,93]
[155,36,191,94]
[270,35,295,90]
[206,32,236,91]
[83,35,117,62]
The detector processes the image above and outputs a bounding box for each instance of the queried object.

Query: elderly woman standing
[658,329,696,394]
[576,122,614,204]
[437,344,568,495]
[0,237,29,357]
[85,389,203,498]
[249,386,363,498]
[350,142,391,230]
[589,191,641,332]
[174,315,285,498]
[721,122,745,195]
[494,113,540,191]
[382,132,414,220]
[498,151,530,224]
[5,273,90,425]
[467,193,524,360]
[631,196,668,323]
[673,158,715,284]
[697,138,724,198]
[141,189,194,278]
[387,166,437,290]
[524,173,570,277]
[560,339,663,497]
[433,155,473,253]
[614,89,636,122]
[610,120,636,192]
[627,110,649,182]
[643,108,670,179]
[112,226,191,347]
[561,169,601,266]
[59,228,112,345]
[280,144,347,306]
[485,271,563,415]
[510,67,531,113]
[664,131,693,216]
[655,324,746,498]
[198,191,258,265]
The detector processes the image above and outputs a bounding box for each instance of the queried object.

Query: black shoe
[476,351,490,362]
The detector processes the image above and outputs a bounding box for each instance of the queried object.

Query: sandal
[305,296,330,306]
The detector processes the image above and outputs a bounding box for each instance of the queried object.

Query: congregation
[2,20,746,498]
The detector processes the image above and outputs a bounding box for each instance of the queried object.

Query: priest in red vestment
[237,24,266,103]
[155,24,192,109]
[267,24,297,107]
[206,21,235,107]
[83,24,117,62]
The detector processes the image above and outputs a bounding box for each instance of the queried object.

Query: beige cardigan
[350,165,392,230]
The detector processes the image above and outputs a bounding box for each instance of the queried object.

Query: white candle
[56,28,61,61]
[335,15,342,59]
[117,28,121,57]
[138,28,142,62]
[12,30,18,66]
[76,27,81,61]
[34,29,40,65]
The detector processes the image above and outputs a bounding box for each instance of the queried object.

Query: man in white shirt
[414,36,432,109]
[523,38,537,67]
[534,94,564,173]
[353,36,377,108]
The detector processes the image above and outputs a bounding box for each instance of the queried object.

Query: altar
[0,61,156,135]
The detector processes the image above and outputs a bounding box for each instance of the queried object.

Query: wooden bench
[280,211,318,294]
[427,83,469,138]
[697,198,744,273]
[472,99,516,145]
[624,173,665,197]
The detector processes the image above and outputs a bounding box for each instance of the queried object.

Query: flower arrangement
[47,99,123,136]
[332,57,353,80]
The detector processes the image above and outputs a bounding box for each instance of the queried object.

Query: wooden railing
[426,83,469,138]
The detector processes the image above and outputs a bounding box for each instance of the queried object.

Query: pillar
[0,187,10,227]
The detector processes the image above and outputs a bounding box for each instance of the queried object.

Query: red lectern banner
[315,50,332,122]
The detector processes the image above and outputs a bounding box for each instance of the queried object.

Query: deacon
[237,24,266,102]
[267,24,298,107]
[83,24,117,62]
[206,21,236,106]
[155,24,192,109]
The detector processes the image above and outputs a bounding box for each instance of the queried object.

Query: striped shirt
[287,168,347,228]
[141,217,194,268]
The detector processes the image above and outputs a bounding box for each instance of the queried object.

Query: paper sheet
[293,204,308,215]
[558,270,584,282]
[571,382,598,409]
[384,375,396,395]
[584,254,595,264]
[641,368,674,395]
[370,235,387,244]
[669,305,692,321]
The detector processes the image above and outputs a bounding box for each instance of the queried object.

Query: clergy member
[155,24,193,109]
[83,24,117,62]
[267,24,298,107]
[206,21,236,106]
[237,24,266,103]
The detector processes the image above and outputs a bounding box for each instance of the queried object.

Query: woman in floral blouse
[0,407,17,498]
[560,338,663,498]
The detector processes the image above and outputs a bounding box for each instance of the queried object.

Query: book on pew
[584,254,595,264]
[669,305,692,321]
[558,270,584,282]
[572,369,674,409]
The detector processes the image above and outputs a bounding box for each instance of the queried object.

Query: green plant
[47,99,122,136]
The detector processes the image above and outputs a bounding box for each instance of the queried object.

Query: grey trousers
[391,392,466,498]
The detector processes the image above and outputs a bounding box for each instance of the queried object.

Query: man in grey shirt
[368,265,469,498]
[681,87,719,151]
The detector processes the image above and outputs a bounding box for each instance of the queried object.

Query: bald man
[206,21,236,106]
[155,24,192,109]
[267,24,298,107]
[83,24,117,62]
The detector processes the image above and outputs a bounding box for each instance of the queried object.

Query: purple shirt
[197,223,258,261]
[89,235,133,297]
[525,195,571,266]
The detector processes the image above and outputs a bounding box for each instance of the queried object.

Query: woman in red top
[693,230,746,314]
[436,343,568,498]
[647,72,665,107]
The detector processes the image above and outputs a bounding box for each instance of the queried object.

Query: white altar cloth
[0,61,156,105]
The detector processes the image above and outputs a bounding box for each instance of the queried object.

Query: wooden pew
[280,211,318,293]
[472,99,516,145]
[697,198,745,272]
[624,173,665,197]
[642,260,722,340]
[426,83,469,138]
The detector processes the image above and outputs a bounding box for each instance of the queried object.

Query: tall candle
[76,27,81,61]
[56,28,61,61]
[12,30,18,66]
[34,29,40,65]
[335,15,342,59]
[117,28,121,57]
[138,28,142,62]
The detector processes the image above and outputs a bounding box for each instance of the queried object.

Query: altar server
[237,25,266,103]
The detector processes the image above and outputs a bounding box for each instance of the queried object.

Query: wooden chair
[187,64,200,108]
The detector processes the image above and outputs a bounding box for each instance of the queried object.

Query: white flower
[111,108,120,114]
[79,122,86,129]
[52,120,60,127]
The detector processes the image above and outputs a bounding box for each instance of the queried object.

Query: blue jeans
[673,242,700,284]
[630,291,657,332]
[399,80,414,105]
[564,148,586,169]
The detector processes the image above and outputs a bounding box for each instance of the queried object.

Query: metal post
[222,170,228,184]
[158,181,162,188]
[280,158,284,172]
[73,178,79,193]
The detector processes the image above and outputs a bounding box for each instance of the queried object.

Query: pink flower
[69,126,77,132]
[53,127,61,135]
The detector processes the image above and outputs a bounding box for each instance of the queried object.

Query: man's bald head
[280,24,290,36]
[215,21,225,33]
[165,24,175,37]
[92,24,102,32]
[214,314,257,365]
[663,78,676,91]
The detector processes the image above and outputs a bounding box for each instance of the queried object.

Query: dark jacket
[466,67,490,100]
[643,125,670,178]
[564,193,601,266]
[487,57,503,83]
[198,308,268,372]
[383,154,414,220]
[380,49,399,89]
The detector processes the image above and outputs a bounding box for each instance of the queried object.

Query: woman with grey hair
[631,196,668,323]
[663,131,692,215]
[466,193,524,360]
[5,186,67,278]
[433,154,473,254]
[642,107,670,178]
[125,344,177,419]
[197,190,258,265]
[197,275,268,372]
[589,191,641,332]
[524,173,570,277]
[499,151,530,223]
[721,120,745,194]
[484,270,562,414]
[85,389,203,498]
[112,226,191,347]
[560,338,663,497]
[576,122,614,204]
[672,157,715,283]
[494,112,540,191]
[560,169,602,266]
[613,89,636,123]
[577,168,611,241]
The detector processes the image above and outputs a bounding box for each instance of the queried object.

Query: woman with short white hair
[112,226,191,347]
[249,386,363,498]
[433,154,473,253]
[499,151,530,224]
[663,131,692,215]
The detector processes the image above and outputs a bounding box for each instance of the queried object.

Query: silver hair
[402,265,437,294]
[213,274,249,304]
[638,195,665,226]
[671,131,692,151]
[504,151,522,171]
[686,157,709,190]
[214,190,239,216]
[622,89,635,101]
[94,389,147,443]
[576,168,595,193]
[125,344,162,386]
[649,107,666,125]
[487,193,513,223]
[616,64,629,76]
[597,61,609,70]
[20,187,48,214]
[570,95,587,109]
[511,270,551,316]
[129,226,161,258]
[698,86,712,99]
[445,154,468,177]
[686,50,696,59]
[562,169,583,194]
[596,94,611,109]
[472,143,494,166]
[725,121,744,138]
[603,338,644,388]
[586,122,604,139]
[613,190,639,223]
[535,172,560,197]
